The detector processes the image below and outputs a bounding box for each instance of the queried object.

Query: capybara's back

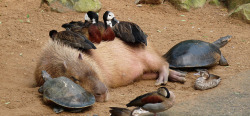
[91,38,169,87]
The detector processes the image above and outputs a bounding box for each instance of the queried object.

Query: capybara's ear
[49,30,57,40]
[78,53,83,60]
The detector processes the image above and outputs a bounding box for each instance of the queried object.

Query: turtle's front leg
[53,106,64,113]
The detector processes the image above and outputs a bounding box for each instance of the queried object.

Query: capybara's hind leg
[169,69,187,83]
[141,73,158,80]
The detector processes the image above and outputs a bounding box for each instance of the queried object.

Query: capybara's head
[35,41,109,102]
[64,53,109,102]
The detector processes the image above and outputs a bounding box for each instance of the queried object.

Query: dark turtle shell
[42,76,95,108]
[163,40,221,68]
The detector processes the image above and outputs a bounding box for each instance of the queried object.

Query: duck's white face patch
[85,13,91,22]
[92,19,96,24]
[106,21,112,27]
[107,12,115,20]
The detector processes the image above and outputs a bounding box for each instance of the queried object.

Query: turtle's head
[213,35,232,48]
[41,70,52,81]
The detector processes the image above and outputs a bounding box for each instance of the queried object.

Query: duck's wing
[113,21,147,45]
[62,21,91,30]
[56,31,96,50]
[126,92,164,107]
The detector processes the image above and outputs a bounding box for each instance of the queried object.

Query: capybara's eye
[95,93,101,96]
[71,76,79,82]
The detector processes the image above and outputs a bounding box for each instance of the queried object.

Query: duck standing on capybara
[35,38,186,102]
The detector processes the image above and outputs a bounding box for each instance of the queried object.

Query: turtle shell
[163,40,221,68]
[42,76,95,108]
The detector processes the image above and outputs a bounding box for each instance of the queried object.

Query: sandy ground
[0,0,249,115]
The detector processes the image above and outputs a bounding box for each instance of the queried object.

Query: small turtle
[38,70,95,113]
[194,70,221,90]
[163,35,232,69]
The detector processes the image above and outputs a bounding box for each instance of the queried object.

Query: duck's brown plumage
[126,91,165,107]
[61,11,106,44]
[88,22,105,43]
[112,21,147,45]
[62,21,105,44]
[49,30,96,52]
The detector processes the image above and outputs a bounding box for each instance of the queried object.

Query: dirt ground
[0,0,249,115]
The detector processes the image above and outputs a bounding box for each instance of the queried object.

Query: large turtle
[38,70,95,113]
[163,35,232,69]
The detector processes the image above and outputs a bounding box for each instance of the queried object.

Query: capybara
[90,38,186,88]
[35,38,186,102]
[34,40,108,102]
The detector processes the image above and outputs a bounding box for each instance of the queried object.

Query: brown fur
[35,38,179,102]
[91,38,169,88]
[34,40,108,102]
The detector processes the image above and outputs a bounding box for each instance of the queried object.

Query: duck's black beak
[111,17,119,26]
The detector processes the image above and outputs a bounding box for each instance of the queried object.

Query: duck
[103,11,147,46]
[126,87,175,116]
[49,29,96,52]
[61,11,105,44]
[194,70,221,90]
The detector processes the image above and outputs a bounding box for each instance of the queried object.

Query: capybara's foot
[169,69,187,83]
[155,65,169,86]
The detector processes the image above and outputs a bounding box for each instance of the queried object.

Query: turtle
[163,35,232,69]
[38,70,95,113]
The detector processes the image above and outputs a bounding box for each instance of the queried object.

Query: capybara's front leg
[155,64,169,85]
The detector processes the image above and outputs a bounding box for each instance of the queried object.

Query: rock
[169,0,207,11]
[226,0,250,11]
[74,0,102,12]
[209,0,220,6]
[41,0,102,13]
[230,3,250,23]
[135,0,165,4]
